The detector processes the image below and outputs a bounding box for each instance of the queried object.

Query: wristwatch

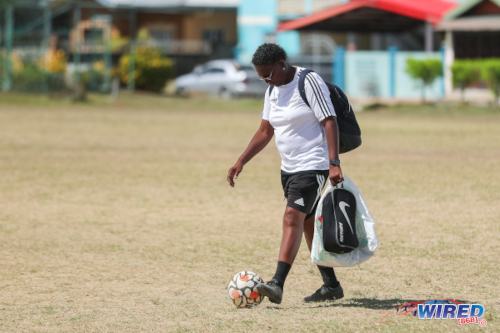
[329,158,341,166]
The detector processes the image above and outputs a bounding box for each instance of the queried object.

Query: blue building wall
[237,0,302,64]
[345,51,392,98]
[237,0,277,64]
[341,50,444,100]
[394,52,443,100]
[277,31,301,57]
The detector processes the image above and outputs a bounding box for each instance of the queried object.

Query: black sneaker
[301,283,344,303]
[256,279,283,304]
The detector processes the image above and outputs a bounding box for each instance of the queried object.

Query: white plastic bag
[311,175,378,267]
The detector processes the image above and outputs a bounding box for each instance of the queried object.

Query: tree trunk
[460,82,465,103]
[421,81,426,103]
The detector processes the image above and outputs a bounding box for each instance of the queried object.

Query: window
[84,28,104,44]
[202,67,225,74]
[203,30,225,45]
[149,28,173,42]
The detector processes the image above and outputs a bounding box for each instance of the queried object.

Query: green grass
[363,101,500,116]
[0,93,498,332]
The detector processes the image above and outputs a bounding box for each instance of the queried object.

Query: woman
[227,43,344,304]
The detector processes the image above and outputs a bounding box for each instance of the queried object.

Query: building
[72,0,239,58]
[236,0,468,65]
[272,0,458,100]
[237,0,345,65]
[2,0,239,75]
[439,0,500,59]
[438,0,500,97]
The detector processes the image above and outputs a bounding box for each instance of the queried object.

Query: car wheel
[219,88,233,100]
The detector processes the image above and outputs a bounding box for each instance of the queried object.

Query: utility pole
[3,4,13,92]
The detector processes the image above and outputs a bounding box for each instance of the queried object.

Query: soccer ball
[227,271,264,308]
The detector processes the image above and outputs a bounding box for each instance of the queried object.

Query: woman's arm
[227,119,274,187]
[322,116,344,185]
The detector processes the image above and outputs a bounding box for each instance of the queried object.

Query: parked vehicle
[175,60,268,98]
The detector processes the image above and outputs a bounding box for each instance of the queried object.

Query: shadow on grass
[264,298,472,311]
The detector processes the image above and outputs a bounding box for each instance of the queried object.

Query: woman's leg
[278,206,307,264]
[304,213,340,289]
[303,214,315,252]
[257,206,306,304]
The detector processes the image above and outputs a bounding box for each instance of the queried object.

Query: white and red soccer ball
[227,271,264,308]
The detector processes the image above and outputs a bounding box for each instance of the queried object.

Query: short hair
[251,43,287,66]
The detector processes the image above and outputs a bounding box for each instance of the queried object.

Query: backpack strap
[268,68,313,108]
[299,69,351,117]
[268,85,274,96]
[298,69,314,108]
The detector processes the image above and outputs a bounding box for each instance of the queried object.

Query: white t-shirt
[261,67,336,173]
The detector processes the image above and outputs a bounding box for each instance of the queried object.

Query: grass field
[0,93,499,332]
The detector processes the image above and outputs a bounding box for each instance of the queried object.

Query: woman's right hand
[227,161,244,187]
[226,120,273,188]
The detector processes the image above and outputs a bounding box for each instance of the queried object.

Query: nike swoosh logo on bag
[339,201,354,234]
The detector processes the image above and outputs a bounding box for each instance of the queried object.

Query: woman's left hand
[329,165,344,185]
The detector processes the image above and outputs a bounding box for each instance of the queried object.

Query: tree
[406,58,443,103]
[118,47,174,93]
[451,60,481,103]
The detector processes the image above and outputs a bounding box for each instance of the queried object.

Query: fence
[0,3,113,94]
[281,47,446,101]
[1,3,447,99]
[339,47,445,100]
[0,3,214,96]
[289,54,334,83]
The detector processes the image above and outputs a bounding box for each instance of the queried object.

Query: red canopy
[277,0,458,32]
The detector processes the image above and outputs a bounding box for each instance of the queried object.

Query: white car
[175,60,268,98]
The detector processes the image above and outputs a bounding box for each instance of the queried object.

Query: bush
[79,61,108,92]
[12,64,46,92]
[39,49,67,73]
[2,50,66,93]
[406,58,443,102]
[451,60,481,102]
[118,47,174,93]
[480,59,500,105]
[0,51,24,89]
[11,64,66,93]
[80,70,105,92]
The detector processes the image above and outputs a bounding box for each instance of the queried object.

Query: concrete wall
[183,12,237,43]
[343,50,444,100]
[345,51,391,98]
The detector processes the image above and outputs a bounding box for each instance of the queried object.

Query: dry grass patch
[0,94,499,332]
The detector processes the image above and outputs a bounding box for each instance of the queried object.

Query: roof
[437,16,500,30]
[277,0,458,32]
[445,0,500,20]
[95,0,240,9]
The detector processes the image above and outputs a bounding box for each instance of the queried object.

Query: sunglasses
[257,69,274,82]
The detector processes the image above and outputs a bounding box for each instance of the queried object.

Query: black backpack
[269,69,361,154]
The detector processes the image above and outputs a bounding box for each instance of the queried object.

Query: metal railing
[289,55,335,83]
[138,40,212,55]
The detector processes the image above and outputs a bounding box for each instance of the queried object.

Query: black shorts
[281,170,329,219]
